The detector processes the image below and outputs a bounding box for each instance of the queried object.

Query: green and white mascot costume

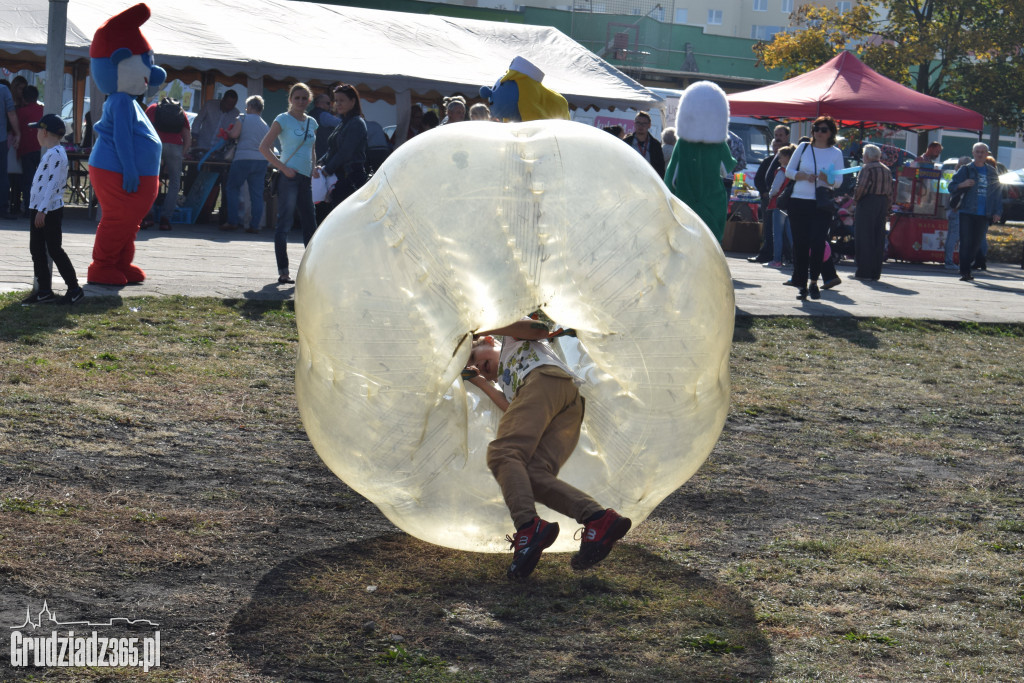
[664,81,735,244]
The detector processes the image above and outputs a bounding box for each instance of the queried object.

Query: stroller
[826,193,856,263]
[820,166,858,264]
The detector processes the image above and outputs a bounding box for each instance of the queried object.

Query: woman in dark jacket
[947,142,1002,282]
[318,83,368,207]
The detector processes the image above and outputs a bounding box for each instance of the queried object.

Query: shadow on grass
[222,297,295,319]
[733,316,882,350]
[732,317,758,343]
[0,294,124,342]
[229,534,773,682]
[809,317,881,349]
[0,294,297,346]
[733,315,1024,347]
[236,283,297,301]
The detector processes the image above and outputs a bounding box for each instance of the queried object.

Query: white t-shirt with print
[497,319,582,403]
[30,145,68,213]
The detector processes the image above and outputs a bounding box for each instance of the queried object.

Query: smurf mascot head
[676,80,729,144]
[480,56,569,122]
[89,3,165,97]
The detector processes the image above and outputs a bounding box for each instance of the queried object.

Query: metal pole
[33,1,69,296]
[45,0,69,114]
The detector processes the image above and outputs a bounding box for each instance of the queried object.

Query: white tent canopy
[0,0,661,112]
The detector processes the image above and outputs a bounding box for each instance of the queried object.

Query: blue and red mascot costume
[87,3,165,285]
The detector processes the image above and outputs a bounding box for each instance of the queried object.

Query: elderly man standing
[852,144,894,281]
[948,142,1002,283]
[0,82,19,220]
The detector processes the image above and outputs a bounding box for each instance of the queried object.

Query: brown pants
[486,367,603,529]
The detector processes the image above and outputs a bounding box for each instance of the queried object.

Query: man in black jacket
[309,93,340,160]
[748,125,790,263]
[623,111,665,178]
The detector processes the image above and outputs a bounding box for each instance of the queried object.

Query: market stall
[727,51,985,264]
[1,0,662,146]
[887,166,950,263]
[727,52,983,131]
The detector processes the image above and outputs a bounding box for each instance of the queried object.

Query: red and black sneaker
[505,517,559,580]
[571,509,631,570]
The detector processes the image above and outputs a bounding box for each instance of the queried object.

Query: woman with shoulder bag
[222,95,270,234]
[317,84,367,210]
[784,115,844,300]
[259,83,319,284]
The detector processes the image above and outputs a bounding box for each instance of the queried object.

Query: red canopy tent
[728,51,983,131]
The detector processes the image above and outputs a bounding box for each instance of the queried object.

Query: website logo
[9,601,160,672]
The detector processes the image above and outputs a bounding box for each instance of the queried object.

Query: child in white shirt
[464,314,631,579]
[22,114,83,306]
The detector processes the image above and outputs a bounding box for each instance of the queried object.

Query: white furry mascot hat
[676,81,730,144]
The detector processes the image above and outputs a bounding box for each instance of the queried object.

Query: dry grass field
[985,224,1024,265]
[0,295,1021,681]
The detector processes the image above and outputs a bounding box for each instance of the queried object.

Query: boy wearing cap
[21,114,84,305]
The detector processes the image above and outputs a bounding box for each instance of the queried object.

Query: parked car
[729,117,774,191]
[60,97,89,143]
[996,168,1024,222]
[941,157,1024,223]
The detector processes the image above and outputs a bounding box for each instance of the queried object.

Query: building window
[751,25,783,40]
[707,9,723,25]
[754,0,767,11]
[836,1,851,13]
[781,0,793,11]
[675,8,688,24]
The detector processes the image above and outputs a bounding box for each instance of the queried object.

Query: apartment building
[422,0,855,41]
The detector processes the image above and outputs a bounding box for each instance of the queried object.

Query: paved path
[2,216,1022,322]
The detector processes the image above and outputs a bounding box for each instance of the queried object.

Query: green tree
[945,4,1024,146]
[754,1,1024,145]
[946,59,1024,151]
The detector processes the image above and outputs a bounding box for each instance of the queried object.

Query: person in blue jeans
[943,156,970,270]
[972,153,1003,271]
[0,82,19,221]
[259,83,318,284]
[766,144,796,267]
[948,143,1002,283]
[223,96,270,234]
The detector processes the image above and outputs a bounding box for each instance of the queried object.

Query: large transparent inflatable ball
[295,120,734,552]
